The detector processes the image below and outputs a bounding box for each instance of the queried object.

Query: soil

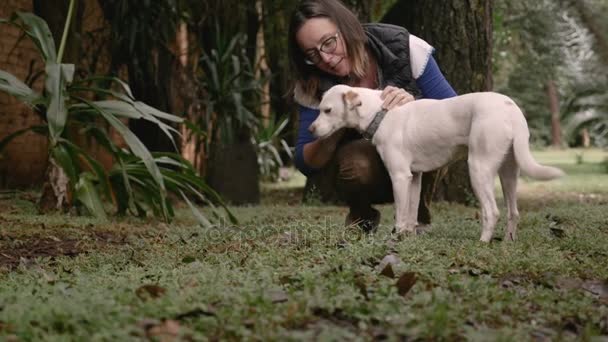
[0,226,129,271]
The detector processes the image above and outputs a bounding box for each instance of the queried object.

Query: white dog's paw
[392,225,417,237]
[479,232,493,243]
[503,231,517,242]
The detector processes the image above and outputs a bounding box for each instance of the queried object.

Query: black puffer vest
[362,23,421,98]
[295,23,421,107]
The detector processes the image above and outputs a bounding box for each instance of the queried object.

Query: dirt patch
[0,237,83,270]
[0,229,129,271]
[260,187,304,206]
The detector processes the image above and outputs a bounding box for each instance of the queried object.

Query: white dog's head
[308,85,373,139]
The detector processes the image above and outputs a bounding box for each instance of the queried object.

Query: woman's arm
[415,55,457,99]
[302,128,345,168]
[294,105,345,176]
[409,34,457,100]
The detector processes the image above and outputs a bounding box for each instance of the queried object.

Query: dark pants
[303,134,438,225]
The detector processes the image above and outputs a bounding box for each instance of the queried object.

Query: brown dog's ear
[342,90,362,110]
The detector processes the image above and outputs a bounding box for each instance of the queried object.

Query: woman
[288,0,457,231]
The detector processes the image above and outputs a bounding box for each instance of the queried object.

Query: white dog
[309,85,564,242]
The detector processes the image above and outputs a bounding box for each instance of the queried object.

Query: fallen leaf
[468,268,488,277]
[244,318,256,328]
[312,307,359,326]
[531,327,558,341]
[582,280,608,299]
[378,254,401,270]
[136,284,167,300]
[499,274,525,288]
[36,267,57,284]
[4,335,18,342]
[174,307,217,320]
[267,289,288,303]
[380,264,395,279]
[371,330,388,340]
[137,318,160,330]
[550,227,565,238]
[562,317,582,335]
[279,275,294,285]
[546,214,565,224]
[396,272,417,296]
[0,321,14,333]
[181,256,196,264]
[147,319,181,342]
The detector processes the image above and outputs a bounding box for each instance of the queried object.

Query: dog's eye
[323,108,331,114]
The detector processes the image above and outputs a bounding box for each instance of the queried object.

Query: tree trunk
[264,3,292,144]
[382,0,493,205]
[343,0,374,22]
[546,79,562,147]
[38,158,71,213]
[206,140,260,205]
[99,3,175,154]
[171,22,207,176]
[255,0,271,126]
[581,128,590,148]
[198,1,261,205]
[568,0,608,65]
[126,50,175,153]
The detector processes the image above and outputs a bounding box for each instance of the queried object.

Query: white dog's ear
[342,90,362,110]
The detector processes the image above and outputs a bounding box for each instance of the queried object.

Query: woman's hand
[380,86,415,110]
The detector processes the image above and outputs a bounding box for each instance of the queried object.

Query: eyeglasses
[303,32,340,65]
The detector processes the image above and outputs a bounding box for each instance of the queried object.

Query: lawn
[0,149,607,341]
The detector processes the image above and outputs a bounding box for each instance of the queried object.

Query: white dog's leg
[391,171,414,234]
[408,172,422,228]
[380,150,415,235]
[467,117,514,243]
[469,160,500,243]
[499,149,520,241]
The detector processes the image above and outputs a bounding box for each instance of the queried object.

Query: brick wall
[0,0,115,188]
[0,0,47,188]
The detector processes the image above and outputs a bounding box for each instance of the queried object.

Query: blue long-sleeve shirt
[294,55,457,176]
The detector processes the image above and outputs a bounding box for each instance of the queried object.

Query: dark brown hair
[288,0,368,99]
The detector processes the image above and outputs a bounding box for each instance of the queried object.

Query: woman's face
[296,17,351,77]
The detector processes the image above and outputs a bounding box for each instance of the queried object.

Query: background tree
[494,0,608,148]
[383,0,493,205]
[190,0,265,205]
[99,0,182,153]
[98,0,268,205]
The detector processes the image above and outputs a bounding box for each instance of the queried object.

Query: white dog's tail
[513,125,565,180]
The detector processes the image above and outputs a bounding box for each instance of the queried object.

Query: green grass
[524,148,608,195]
[0,149,607,341]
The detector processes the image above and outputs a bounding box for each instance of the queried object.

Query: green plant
[0,8,235,225]
[253,115,293,182]
[575,151,584,164]
[562,84,608,148]
[198,29,263,148]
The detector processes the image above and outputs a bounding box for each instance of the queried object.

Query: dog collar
[363,109,388,140]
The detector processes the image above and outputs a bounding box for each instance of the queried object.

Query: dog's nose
[308,124,316,134]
